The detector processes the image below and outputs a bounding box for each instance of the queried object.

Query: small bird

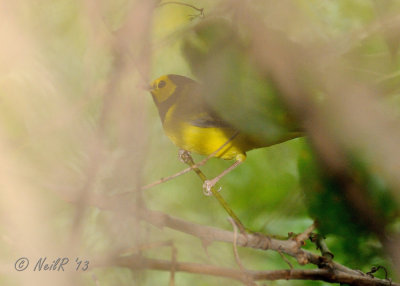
[149,74,301,193]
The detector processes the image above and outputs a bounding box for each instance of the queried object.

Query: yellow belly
[164,121,249,161]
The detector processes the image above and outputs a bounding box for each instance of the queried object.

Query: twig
[229,217,256,286]
[69,190,368,278]
[278,246,293,271]
[228,217,246,272]
[311,234,334,261]
[137,131,246,232]
[200,239,212,262]
[140,166,196,190]
[140,132,239,191]
[170,243,177,286]
[111,255,399,286]
[158,1,204,18]
[180,150,247,233]
[62,191,399,285]
[139,209,355,273]
[165,131,247,233]
[367,265,390,281]
[294,222,316,246]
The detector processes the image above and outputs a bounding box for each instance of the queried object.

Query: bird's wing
[189,111,232,128]
[175,81,233,129]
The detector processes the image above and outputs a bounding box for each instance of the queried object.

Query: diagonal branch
[61,191,379,279]
[59,189,400,284]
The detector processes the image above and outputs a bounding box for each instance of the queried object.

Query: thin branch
[229,217,256,286]
[61,190,399,285]
[140,132,239,191]
[158,1,204,18]
[64,191,370,278]
[295,222,316,246]
[228,217,246,272]
[139,131,247,233]
[140,166,196,190]
[180,149,247,233]
[278,246,294,271]
[136,208,351,272]
[110,255,398,286]
[311,234,334,261]
[170,243,177,286]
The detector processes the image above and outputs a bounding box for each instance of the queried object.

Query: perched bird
[149,74,302,193]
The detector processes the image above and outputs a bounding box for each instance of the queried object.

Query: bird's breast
[162,108,250,160]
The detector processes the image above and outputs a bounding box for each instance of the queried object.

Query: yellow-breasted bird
[150,74,302,193]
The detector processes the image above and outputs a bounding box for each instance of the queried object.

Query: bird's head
[150,74,198,106]
[149,75,179,105]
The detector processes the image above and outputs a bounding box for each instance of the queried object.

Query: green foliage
[298,142,397,273]
[182,19,301,145]
[3,0,399,285]
[148,0,400,284]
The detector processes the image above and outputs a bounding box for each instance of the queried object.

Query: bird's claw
[202,180,222,196]
[178,149,192,164]
[203,180,213,196]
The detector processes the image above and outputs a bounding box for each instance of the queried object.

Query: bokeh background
[1,0,400,285]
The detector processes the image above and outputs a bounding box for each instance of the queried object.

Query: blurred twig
[140,132,238,191]
[63,190,377,277]
[158,1,204,18]
[111,253,397,285]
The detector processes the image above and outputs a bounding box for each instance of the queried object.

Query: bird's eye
[157,80,166,89]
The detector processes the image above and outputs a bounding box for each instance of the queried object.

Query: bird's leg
[178,149,247,232]
[179,149,213,195]
[178,149,215,195]
[203,160,243,194]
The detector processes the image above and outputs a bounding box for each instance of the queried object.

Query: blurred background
[1,0,400,285]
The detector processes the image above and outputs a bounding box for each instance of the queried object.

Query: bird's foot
[202,179,222,196]
[178,149,192,164]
